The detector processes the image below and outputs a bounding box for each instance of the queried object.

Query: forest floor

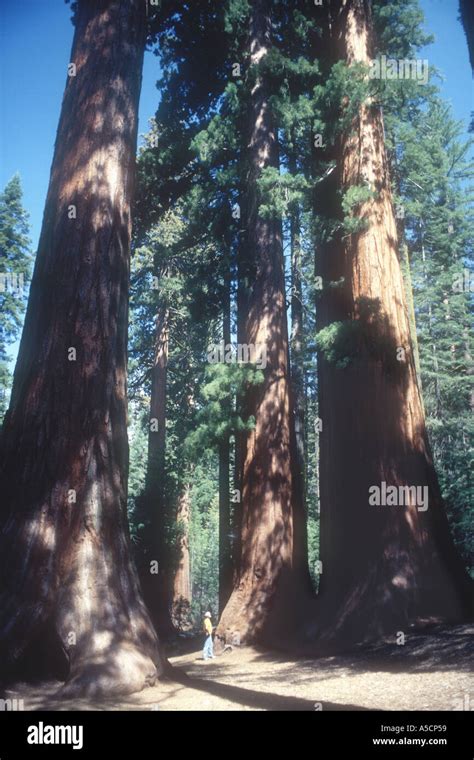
[5,624,473,711]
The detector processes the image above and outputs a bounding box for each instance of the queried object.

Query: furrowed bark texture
[140,304,175,636]
[216,0,309,647]
[171,484,192,631]
[313,0,473,648]
[0,0,167,696]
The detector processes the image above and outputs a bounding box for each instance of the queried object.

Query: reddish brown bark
[216,0,310,647]
[147,307,169,499]
[289,153,305,497]
[171,484,192,631]
[219,262,233,615]
[313,0,473,648]
[139,304,175,636]
[0,0,167,696]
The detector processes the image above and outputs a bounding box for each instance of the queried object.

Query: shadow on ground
[2,624,472,711]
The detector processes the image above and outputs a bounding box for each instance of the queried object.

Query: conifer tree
[0,0,167,695]
[0,176,32,419]
[311,0,472,648]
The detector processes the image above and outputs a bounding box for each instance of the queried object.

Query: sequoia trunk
[171,484,192,630]
[0,0,166,696]
[313,0,472,647]
[140,304,175,635]
[219,264,233,614]
[216,0,306,646]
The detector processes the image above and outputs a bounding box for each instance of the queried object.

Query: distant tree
[0,175,31,419]
[132,0,248,629]
[172,481,192,630]
[189,456,220,623]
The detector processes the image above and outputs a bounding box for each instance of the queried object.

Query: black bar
[0,709,472,758]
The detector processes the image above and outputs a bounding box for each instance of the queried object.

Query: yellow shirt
[204,618,212,635]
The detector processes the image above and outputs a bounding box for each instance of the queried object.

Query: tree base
[58,641,162,699]
[216,566,315,650]
[299,570,473,655]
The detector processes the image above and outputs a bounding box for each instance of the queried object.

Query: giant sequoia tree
[0,0,166,696]
[139,299,175,635]
[313,0,472,647]
[216,0,310,646]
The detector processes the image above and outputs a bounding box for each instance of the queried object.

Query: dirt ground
[4,624,473,711]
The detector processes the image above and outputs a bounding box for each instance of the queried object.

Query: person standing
[203,611,214,660]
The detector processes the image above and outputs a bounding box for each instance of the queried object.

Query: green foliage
[258,167,310,220]
[316,297,403,375]
[372,0,434,58]
[185,362,262,454]
[0,175,32,418]
[189,456,219,624]
[127,403,149,544]
[341,184,376,234]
